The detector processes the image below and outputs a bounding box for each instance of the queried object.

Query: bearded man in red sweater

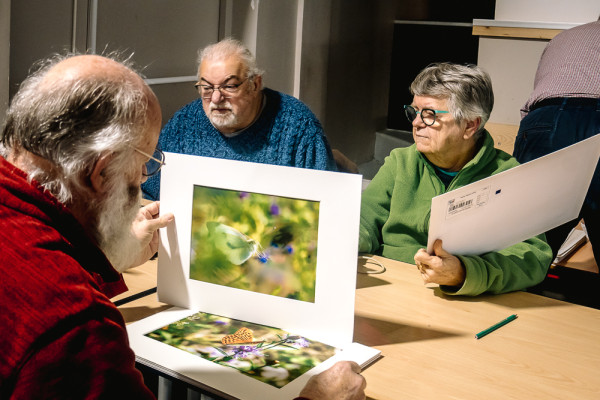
[0,54,365,400]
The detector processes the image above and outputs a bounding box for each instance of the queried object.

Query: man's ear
[90,153,113,194]
[252,75,263,92]
[463,117,482,140]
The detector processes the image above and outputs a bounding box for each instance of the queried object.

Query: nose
[411,114,426,128]
[211,89,225,103]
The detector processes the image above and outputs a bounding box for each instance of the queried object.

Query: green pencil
[475,314,518,339]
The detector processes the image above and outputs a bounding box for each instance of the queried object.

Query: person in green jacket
[359,63,552,296]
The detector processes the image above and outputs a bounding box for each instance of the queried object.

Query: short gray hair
[197,38,264,79]
[0,53,150,204]
[410,63,494,134]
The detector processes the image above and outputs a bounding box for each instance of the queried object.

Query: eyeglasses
[404,105,449,126]
[194,78,248,100]
[130,146,166,177]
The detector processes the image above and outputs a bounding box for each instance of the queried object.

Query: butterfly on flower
[221,327,256,345]
[206,221,268,265]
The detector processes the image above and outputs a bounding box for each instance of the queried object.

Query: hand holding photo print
[190,186,319,302]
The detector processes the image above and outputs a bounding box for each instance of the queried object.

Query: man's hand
[414,239,465,287]
[129,201,174,269]
[297,361,366,400]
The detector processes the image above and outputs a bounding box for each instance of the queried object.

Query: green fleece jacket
[359,131,552,296]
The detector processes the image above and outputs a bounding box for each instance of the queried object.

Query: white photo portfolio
[428,133,600,255]
[127,154,380,400]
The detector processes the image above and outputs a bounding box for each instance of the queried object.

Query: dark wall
[394,0,495,23]
[388,0,496,131]
[324,0,396,164]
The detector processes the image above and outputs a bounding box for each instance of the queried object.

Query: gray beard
[96,177,142,272]
[20,157,143,272]
[208,101,238,130]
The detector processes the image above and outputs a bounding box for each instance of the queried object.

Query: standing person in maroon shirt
[514,17,600,265]
[0,54,366,400]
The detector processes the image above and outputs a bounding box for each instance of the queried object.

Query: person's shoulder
[570,19,600,33]
[265,88,315,116]
[491,151,520,176]
[161,98,207,139]
[551,19,600,43]
[483,142,520,174]
[378,145,419,174]
[0,239,114,343]
[478,130,519,168]
[482,133,518,164]
[3,238,103,295]
[162,98,205,131]
[262,88,323,140]
[494,147,518,163]
[170,98,205,118]
[0,208,110,300]
[388,144,418,161]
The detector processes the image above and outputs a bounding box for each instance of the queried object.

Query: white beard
[96,176,142,272]
[208,101,239,130]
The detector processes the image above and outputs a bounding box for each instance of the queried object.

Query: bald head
[47,54,135,78]
[1,53,161,202]
[42,55,154,102]
[41,55,160,137]
[1,53,163,268]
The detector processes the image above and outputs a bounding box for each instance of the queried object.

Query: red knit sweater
[0,156,154,399]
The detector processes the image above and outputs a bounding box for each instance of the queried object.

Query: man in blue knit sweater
[142,38,337,200]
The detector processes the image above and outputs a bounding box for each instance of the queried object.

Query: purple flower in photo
[239,192,249,199]
[214,320,228,325]
[231,345,262,359]
[270,203,280,216]
[281,335,309,348]
[293,337,310,348]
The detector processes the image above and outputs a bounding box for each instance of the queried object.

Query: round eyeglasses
[194,78,248,100]
[404,105,449,126]
[130,147,166,177]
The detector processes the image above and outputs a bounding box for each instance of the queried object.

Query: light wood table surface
[112,259,171,321]
[112,259,159,303]
[118,256,600,400]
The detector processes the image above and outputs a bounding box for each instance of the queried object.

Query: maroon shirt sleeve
[9,309,155,400]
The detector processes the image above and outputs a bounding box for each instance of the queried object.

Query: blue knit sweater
[142,88,337,200]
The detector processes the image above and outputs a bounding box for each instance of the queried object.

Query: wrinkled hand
[129,201,174,269]
[414,239,465,287]
[297,361,366,400]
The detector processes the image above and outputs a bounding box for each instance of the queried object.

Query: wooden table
[113,259,171,322]
[118,256,600,400]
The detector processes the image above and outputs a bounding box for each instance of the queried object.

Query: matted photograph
[127,154,375,400]
[189,186,320,302]
[145,311,337,388]
[154,154,362,346]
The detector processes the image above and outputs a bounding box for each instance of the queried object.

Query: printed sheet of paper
[427,134,600,255]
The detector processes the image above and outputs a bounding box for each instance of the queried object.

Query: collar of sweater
[220,93,268,138]
[417,130,496,180]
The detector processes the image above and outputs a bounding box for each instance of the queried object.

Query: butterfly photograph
[189,185,320,302]
[145,312,337,388]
